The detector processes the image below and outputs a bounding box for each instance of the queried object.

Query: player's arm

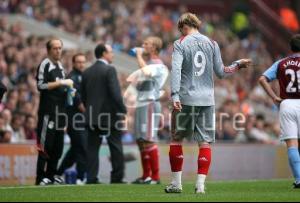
[135,48,167,78]
[47,80,73,90]
[259,61,283,105]
[139,64,167,79]
[259,76,282,104]
[213,42,251,78]
[136,48,147,69]
[37,63,73,91]
[171,41,183,111]
[135,48,156,77]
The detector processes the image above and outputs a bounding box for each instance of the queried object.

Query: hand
[236,59,252,69]
[173,102,182,112]
[273,96,283,106]
[60,79,74,88]
[78,103,86,113]
[135,48,144,57]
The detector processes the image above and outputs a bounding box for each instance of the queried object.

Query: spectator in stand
[10,113,26,143]
[24,115,37,141]
[1,109,13,135]
[247,114,276,144]
[0,114,11,143]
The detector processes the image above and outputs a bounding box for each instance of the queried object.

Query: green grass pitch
[0,180,299,202]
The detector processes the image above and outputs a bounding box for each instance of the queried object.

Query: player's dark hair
[94,44,107,59]
[72,53,86,63]
[290,34,300,52]
[46,38,63,52]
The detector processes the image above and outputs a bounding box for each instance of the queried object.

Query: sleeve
[171,41,184,102]
[36,62,49,91]
[107,67,127,114]
[213,42,240,79]
[263,61,280,82]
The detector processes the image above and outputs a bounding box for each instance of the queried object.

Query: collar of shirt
[148,58,163,65]
[48,58,63,69]
[98,59,109,65]
[73,68,82,74]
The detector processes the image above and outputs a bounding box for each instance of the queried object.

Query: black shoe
[39,178,53,186]
[132,177,152,185]
[132,177,143,184]
[293,182,300,189]
[54,175,65,185]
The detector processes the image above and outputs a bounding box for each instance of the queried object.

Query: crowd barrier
[0,143,291,186]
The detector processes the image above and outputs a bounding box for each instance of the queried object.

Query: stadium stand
[0,0,299,144]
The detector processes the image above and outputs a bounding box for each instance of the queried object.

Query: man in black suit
[82,44,127,184]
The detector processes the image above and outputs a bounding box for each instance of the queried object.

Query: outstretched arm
[212,41,252,78]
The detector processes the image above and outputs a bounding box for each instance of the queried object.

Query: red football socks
[198,145,211,175]
[169,144,184,172]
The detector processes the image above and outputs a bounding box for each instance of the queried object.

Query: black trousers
[36,114,65,185]
[57,122,87,180]
[86,126,125,184]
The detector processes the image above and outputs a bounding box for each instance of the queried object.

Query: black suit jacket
[81,61,127,128]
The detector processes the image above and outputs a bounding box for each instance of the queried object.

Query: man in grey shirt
[165,13,251,194]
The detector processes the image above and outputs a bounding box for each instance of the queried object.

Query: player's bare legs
[196,142,212,194]
[285,139,300,188]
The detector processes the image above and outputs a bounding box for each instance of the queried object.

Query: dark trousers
[36,114,65,185]
[86,126,125,184]
[57,123,87,180]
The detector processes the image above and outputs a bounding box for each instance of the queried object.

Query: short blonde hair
[178,13,202,32]
[146,36,163,54]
